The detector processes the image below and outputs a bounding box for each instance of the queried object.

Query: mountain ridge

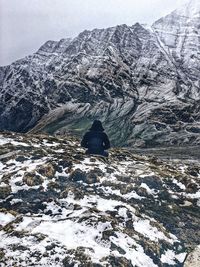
[0,0,200,147]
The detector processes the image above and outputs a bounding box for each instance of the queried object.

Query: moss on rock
[23,172,44,186]
[0,185,11,199]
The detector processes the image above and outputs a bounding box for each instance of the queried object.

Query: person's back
[81,120,110,157]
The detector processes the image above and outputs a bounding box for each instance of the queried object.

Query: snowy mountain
[0,0,200,147]
[153,0,200,82]
[0,131,200,266]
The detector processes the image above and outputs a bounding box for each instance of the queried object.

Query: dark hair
[90,120,104,131]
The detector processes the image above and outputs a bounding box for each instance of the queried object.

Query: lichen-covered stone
[186,166,200,177]
[0,131,200,266]
[0,249,5,260]
[47,181,60,191]
[69,169,87,182]
[15,156,28,162]
[0,185,11,199]
[120,184,134,195]
[85,170,100,184]
[23,172,44,186]
[1,174,12,185]
[106,256,133,267]
[60,185,85,200]
[184,246,200,267]
[185,183,198,194]
[37,163,56,178]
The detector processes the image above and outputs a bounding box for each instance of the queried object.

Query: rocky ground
[0,131,199,266]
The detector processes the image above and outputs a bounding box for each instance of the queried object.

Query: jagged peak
[37,40,58,53]
[132,22,151,34]
[76,23,132,39]
[113,23,130,30]
[175,0,200,17]
[109,24,136,38]
[68,23,137,52]
[132,22,144,29]
[36,38,72,55]
[153,0,200,26]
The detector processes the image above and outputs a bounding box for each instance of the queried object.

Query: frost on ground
[0,132,200,266]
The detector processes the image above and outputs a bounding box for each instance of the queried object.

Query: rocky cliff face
[0,0,200,147]
[152,0,200,102]
[0,131,200,266]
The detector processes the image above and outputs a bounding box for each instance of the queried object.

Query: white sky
[0,0,188,66]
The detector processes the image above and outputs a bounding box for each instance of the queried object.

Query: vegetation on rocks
[0,131,199,266]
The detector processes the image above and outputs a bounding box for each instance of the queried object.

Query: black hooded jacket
[81,121,110,154]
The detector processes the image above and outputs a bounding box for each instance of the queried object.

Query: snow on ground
[0,212,15,227]
[161,250,187,265]
[0,132,199,266]
[133,219,175,243]
[0,135,29,147]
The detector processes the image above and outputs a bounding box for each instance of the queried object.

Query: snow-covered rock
[0,131,199,266]
[184,245,200,267]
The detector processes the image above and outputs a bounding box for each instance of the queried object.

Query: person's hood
[89,120,104,132]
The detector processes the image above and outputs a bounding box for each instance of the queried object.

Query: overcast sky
[0,0,188,66]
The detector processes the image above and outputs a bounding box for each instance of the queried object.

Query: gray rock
[0,131,199,266]
[184,246,200,267]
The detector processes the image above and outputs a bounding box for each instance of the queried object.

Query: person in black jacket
[81,120,110,157]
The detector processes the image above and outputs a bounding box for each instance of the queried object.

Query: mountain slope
[0,131,200,266]
[153,0,200,90]
[0,0,200,147]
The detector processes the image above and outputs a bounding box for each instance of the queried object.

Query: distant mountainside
[0,0,200,147]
